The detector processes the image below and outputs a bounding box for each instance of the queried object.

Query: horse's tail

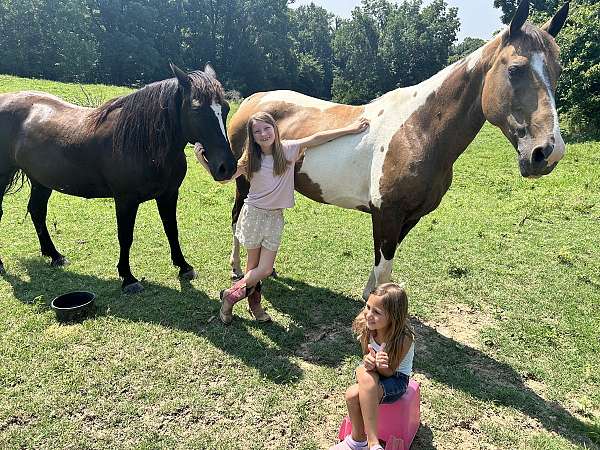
[4,169,29,195]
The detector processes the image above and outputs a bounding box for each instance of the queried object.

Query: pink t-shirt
[246,140,301,210]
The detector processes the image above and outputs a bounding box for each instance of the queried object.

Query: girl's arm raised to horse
[295,118,369,149]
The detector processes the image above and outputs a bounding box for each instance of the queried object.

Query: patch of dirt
[420,303,495,350]
[296,322,353,362]
[0,414,36,431]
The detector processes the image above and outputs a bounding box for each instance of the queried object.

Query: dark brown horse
[227,2,570,298]
[0,64,237,293]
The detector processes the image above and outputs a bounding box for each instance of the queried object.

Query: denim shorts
[379,372,409,404]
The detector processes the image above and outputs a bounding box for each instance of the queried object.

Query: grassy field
[0,75,599,450]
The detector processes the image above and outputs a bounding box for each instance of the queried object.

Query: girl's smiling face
[365,294,390,333]
[251,119,275,152]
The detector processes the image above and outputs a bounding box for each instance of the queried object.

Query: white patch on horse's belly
[298,135,372,208]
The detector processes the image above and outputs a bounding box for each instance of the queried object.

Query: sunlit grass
[0,75,598,449]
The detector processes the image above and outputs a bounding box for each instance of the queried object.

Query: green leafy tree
[0,0,97,81]
[332,6,384,104]
[448,37,486,64]
[289,3,334,99]
[493,0,561,23]
[332,0,459,103]
[86,0,169,85]
[556,2,600,133]
[379,0,459,89]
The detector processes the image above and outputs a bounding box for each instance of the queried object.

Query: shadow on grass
[2,262,597,447]
[1,260,364,385]
[413,321,599,448]
[412,423,435,450]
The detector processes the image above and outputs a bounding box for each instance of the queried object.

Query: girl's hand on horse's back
[348,117,369,134]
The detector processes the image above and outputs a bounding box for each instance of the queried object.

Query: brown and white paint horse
[228,2,569,299]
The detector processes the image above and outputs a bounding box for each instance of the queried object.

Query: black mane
[88,71,224,167]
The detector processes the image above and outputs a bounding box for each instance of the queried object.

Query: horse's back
[0,91,114,196]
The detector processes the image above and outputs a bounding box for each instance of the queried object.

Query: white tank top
[369,336,414,376]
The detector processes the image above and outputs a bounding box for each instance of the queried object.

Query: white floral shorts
[235,204,284,251]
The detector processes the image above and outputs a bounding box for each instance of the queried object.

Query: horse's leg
[114,196,143,294]
[362,208,418,300]
[0,171,12,274]
[155,189,195,280]
[28,181,68,267]
[230,176,249,280]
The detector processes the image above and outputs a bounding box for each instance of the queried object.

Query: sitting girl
[331,282,415,450]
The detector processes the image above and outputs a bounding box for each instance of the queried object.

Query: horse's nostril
[217,164,226,177]
[532,144,553,164]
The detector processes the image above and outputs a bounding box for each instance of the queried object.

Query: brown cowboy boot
[247,281,272,323]
[219,278,254,324]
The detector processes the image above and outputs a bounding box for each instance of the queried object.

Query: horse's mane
[87,71,224,167]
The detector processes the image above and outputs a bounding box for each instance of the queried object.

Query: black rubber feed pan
[51,291,96,323]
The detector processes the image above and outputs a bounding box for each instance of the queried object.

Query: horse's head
[170,63,237,181]
[482,1,569,178]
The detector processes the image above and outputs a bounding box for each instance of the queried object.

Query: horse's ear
[509,0,529,38]
[170,63,191,93]
[541,2,569,38]
[204,63,217,79]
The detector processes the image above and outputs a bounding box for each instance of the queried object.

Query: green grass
[1,75,599,449]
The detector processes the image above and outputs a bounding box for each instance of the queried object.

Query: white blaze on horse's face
[210,101,228,143]
[530,52,565,167]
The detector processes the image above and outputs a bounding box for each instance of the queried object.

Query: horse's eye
[508,65,526,78]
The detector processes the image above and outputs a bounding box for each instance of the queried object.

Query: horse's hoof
[122,281,144,295]
[179,268,197,280]
[51,256,69,268]
[270,268,278,278]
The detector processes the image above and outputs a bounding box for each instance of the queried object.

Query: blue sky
[291,0,504,42]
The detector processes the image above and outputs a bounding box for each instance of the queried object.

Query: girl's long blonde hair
[352,283,415,370]
[238,112,291,180]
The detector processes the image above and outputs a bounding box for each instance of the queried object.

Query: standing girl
[331,283,415,450]
[196,111,369,324]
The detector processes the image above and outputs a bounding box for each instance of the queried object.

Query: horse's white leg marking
[531,52,565,165]
[362,250,393,300]
[210,101,228,142]
[363,269,377,300]
[230,223,243,278]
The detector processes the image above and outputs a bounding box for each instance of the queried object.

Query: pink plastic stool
[338,380,420,450]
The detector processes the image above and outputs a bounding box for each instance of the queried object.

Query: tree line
[0,0,597,132]
[0,0,459,101]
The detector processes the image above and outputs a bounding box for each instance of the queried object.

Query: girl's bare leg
[345,383,367,442]
[356,366,384,448]
[246,247,261,273]
[244,247,277,287]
